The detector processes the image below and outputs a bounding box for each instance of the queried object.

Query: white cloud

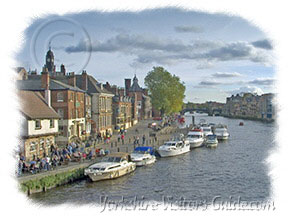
[227,86,264,95]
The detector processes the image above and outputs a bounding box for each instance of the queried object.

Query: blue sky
[16,8,275,103]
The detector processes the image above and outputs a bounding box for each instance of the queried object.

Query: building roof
[129,75,143,92]
[75,75,114,95]
[16,78,85,92]
[18,90,60,119]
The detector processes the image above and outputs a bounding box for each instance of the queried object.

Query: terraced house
[17,69,87,147]
[19,90,60,161]
[75,71,114,136]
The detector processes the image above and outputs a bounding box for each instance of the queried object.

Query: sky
[16,8,275,103]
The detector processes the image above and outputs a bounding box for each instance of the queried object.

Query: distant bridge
[181,108,223,116]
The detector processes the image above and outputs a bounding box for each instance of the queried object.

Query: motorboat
[131,146,156,166]
[84,152,136,182]
[157,140,190,157]
[239,122,244,126]
[214,124,229,140]
[186,128,205,148]
[200,125,213,136]
[205,134,218,148]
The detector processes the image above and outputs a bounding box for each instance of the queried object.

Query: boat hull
[85,163,136,182]
[216,135,229,140]
[206,142,218,148]
[132,156,156,166]
[157,147,190,157]
[189,140,204,148]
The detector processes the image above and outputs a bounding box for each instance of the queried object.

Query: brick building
[124,75,152,121]
[75,71,114,136]
[17,70,87,147]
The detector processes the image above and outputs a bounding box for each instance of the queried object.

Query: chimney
[81,70,88,91]
[68,72,76,87]
[125,79,131,96]
[41,68,49,90]
[41,68,51,107]
[60,64,66,75]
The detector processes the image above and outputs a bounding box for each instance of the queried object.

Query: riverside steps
[18,119,184,195]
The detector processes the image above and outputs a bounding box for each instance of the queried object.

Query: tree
[144,67,185,115]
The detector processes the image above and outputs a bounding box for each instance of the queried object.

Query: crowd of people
[17,141,110,176]
[17,117,176,177]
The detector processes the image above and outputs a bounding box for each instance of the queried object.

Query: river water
[30,114,276,206]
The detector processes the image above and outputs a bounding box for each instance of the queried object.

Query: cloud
[248,78,275,86]
[227,86,264,96]
[65,34,190,53]
[198,41,270,63]
[174,25,204,33]
[64,34,273,68]
[251,39,273,50]
[211,72,242,78]
[199,80,222,86]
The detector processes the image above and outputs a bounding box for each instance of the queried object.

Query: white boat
[200,125,213,136]
[214,125,229,140]
[157,140,190,157]
[186,129,205,148]
[131,147,156,166]
[84,152,136,182]
[205,134,218,148]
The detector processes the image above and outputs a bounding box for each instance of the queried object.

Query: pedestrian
[121,134,125,145]
[136,136,140,145]
[118,134,121,142]
[133,137,137,149]
[142,134,146,145]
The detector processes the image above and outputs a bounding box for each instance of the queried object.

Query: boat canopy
[207,134,217,139]
[134,146,154,153]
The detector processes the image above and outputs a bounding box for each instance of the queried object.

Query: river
[30,114,275,206]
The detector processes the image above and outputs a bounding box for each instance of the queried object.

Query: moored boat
[214,124,229,140]
[186,128,205,148]
[205,134,218,148]
[131,146,156,166]
[200,125,213,136]
[84,152,136,182]
[157,140,190,157]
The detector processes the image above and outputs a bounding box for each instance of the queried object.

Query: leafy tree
[144,67,185,115]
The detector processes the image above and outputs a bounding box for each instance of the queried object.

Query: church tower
[45,45,55,74]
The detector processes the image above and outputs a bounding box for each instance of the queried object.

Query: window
[58,108,64,119]
[57,92,64,102]
[30,141,37,152]
[39,138,45,150]
[137,101,142,108]
[35,120,41,130]
[59,126,64,136]
[50,119,54,128]
[46,137,52,149]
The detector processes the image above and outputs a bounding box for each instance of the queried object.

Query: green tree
[144,67,185,115]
